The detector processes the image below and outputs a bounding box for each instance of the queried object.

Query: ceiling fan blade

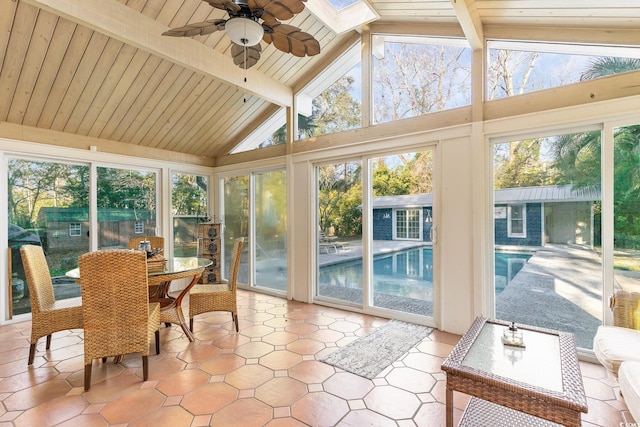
[203,0,241,12]
[163,19,226,37]
[231,43,263,69]
[249,0,306,22]
[263,23,320,57]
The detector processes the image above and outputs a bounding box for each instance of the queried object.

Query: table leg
[158,273,202,342]
[446,383,453,427]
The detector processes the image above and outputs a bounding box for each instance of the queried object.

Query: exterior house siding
[494,203,543,246]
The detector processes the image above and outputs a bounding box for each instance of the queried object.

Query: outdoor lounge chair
[319,229,338,243]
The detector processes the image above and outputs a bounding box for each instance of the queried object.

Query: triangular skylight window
[305,0,378,34]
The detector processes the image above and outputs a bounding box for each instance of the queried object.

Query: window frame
[507,204,526,238]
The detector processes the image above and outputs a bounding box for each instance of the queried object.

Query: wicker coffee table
[441,317,588,426]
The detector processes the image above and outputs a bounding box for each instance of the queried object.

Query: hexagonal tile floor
[0,290,634,426]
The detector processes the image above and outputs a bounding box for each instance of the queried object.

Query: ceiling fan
[162,0,321,69]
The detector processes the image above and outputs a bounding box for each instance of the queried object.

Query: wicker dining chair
[189,238,244,333]
[128,235,164,295]
[79,249,160,391]
[20,244,84,365]
[128,236,165,253]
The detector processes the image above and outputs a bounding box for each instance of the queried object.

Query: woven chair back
[610,290,640,330]
[228,238,244,292]
[79,250,150,362]
[128,236,165,252]
[20,245,55,314]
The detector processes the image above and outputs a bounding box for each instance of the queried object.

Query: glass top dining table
[66,256,213,342]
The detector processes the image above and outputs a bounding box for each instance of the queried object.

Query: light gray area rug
[320,320,433,379]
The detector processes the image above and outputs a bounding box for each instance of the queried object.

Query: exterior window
[372,35,471,124]
[395,209,422,240]
[69,223,81,237]
[134,221,144,234]
[508,205,526,237]
[487,41,640,100]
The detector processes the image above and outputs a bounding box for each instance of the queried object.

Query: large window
[372,35,471,124]
[254,171,287,291]
[223,175,249,284]
[96,167,157,249]
[222,171,287,292]
[8,159,90,316]
[493,131,602,350]
[172,172,208,257]
[370,151,434,317]
[316,161,363,305]
[487,41,640,100]
[296,42,362,140]
[613,123,640,306]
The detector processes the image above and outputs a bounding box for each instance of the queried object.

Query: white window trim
[507,204,526,238]
[134,221,144,234]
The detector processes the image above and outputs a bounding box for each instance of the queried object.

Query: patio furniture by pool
[20,244,84,365]
[319,229,338,242]
[189,238,243,333]
[593,290,640,378]
[79,249,160,391]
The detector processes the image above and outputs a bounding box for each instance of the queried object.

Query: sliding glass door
[222,169,287,292]
[370,151,434,316]
[315,161,363,306]
[315,150,437,321]
[612,123,640,302]
[172,172,208,257]
[493,130,603,349]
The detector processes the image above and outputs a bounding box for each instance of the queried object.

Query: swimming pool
[318,247,532,306]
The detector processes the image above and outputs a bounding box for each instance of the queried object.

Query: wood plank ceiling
[1,0,639,164]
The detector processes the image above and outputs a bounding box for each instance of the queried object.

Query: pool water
[494,251,532,293]
[318,247,531,300]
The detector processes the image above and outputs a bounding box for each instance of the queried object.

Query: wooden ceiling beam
[449,0,483,50]
[22,0,293,107]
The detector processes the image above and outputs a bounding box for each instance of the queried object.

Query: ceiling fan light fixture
[225,17,264,46]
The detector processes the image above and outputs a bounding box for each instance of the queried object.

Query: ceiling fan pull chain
[243,46,248,103]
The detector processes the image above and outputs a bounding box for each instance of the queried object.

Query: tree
[8,160,89,228]
[317,162,361,235]
[372,159,415,196]
[373,42,471,122]
[172,173,208,216]
[310,75,361,136]
[494,139,553,189]
[487,50,539,99]
[580,57,640,81]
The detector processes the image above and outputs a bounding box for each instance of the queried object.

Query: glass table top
[461,322,563,392]
[66,256,212,279]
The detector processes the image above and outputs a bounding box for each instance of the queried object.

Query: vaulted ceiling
[1,0,639,166]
